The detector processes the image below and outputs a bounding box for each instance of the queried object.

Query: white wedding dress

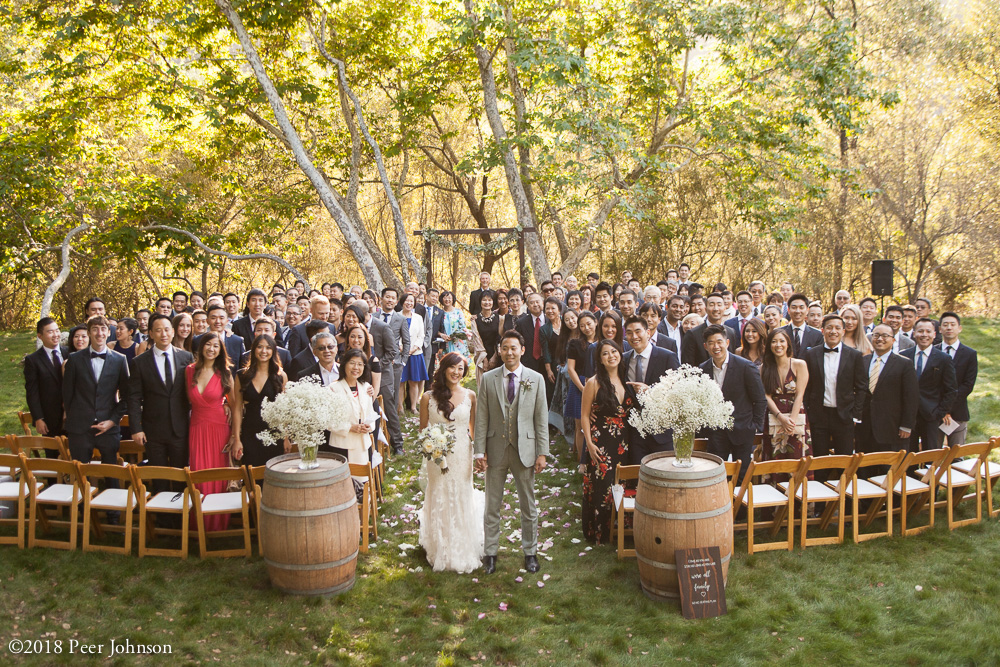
[418,393,485,573]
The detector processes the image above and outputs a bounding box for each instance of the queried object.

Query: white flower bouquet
[258,378,352,468]
[415,423,456,473]
[629,365,734,466]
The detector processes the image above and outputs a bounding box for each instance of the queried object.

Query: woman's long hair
[172,312,193,352]
[239,334,282,394]
[554,309,580,365]
[840,304,873,355]
[738,318,767,361]
[761,329,794,395]
[192,331,232,393]
[342,325,374,385]
[430,352,467,421]
[593,339,625,407]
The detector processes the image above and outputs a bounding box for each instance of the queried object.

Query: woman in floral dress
[437,291,470,362]
[580,339,633,544]
[761,329,811,466]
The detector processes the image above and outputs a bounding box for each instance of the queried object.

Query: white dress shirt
[941,340,960,359]
[822,343,841,408]
[913,347,931,373]
[319,363,339,386]
[43,345,61,366]
[630,343,652,383]
[90,345,108,380]
[711,353,729,388]
[663,320,683,348]
[155,346,176,384]
[504,363,524,401]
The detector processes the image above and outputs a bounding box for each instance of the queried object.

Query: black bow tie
[824,347,838,353]
[90,351,107,360]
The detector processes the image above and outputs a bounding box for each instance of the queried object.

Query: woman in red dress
[187,332,242,531]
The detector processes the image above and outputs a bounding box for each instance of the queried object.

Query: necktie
[633,353,644,383]
[51,350,62,378]
[383,313,390,323]
[163,352,173,390]
[793,328,801,354]
[824,347,837,353]
[507,372,515,403]
[91,351,107,360]
[533,317,541,358]
[869,356,881,393]
[916,350,924,377]
[946,345,954,358]
[740,319,746,336]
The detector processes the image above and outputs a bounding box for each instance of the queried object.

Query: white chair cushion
[749,484,790,507]
[147,491,195,511]
[779,479,840,501]
[870,474,929,494]
[201,492,245,513]
[944,469,976,486]
[36,484,95,504]
[828,478,887,498]
[90,488,131,510]
[0,481,43,500]
[623,497,635,510]
[0,467,13,476]
[952,458,1000,479]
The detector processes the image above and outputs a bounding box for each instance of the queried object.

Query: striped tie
[869,356,881,394]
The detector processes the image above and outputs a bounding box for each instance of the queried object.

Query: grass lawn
[1,323,999,665]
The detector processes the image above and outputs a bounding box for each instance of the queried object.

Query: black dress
[582,390,633,544]
[475,313,501,357]
[240,375,280,466]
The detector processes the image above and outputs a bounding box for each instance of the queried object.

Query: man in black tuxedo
[623,317,681,464]
[63,316,130,463]
[238,316,292,368]
[858,324,918,454]
[681,293,739,366]
[469,271,493,317]
[699,325,766,482]
[639,302,678,355]
[285,295,338,358]
[938,312,977,446]
[516,292,546,376]
[203,304,244,373]
[423,288,442,376]
[127,314,193,483]
[803,314,866,459]
[24,317,69,455]
[231,288,268,343]
[900,318,957,451]
[780,293,824,359]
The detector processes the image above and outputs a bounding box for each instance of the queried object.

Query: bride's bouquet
[415,423,456,474]
[258,377,352,468]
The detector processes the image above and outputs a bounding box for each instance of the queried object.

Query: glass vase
[673,430,695,468]
[298,443,320,470]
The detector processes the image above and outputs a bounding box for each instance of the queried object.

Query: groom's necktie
[507,372,516,403]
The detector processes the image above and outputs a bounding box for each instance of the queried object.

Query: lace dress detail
[418,392,485,573]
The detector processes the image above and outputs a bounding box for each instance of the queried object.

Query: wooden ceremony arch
[414,227,537,290]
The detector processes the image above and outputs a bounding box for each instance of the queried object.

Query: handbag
[768,412,806,437]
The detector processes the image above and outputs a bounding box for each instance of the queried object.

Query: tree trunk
[40,223,89,319]
[832,127,849,299]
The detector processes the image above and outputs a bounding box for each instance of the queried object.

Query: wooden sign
[675,546,728,619]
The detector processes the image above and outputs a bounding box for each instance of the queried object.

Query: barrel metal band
[641,583,680,600]
[634,502,732,520]
[264,549,359,571]
[261,498,358,517]
[264,475,347,489]
[639,475,726,489]
[636,551,732,570]
[274,579,356,597]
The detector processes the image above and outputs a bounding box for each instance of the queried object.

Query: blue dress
[442,309,470,360]
[401,317,429,382]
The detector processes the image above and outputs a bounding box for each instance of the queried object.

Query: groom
[475,330,549,574]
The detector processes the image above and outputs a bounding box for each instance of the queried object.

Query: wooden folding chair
[872,448,948,536]
[0,453,41,548]
[133,466,191,559]
[737,457,810,553]
[349,462,378,553]
[611,463,640,559]
[726,460,745,532]
[18,411,34,436]
[827,451,905,543]
[116,439,146,465]
[780,454,858,549]
[24,458,94,550]
[950,437,1000,518]
[242,465,266,554]
[78,463,138,555]
[369,433,385,501]
[940,441,992,530]
[186,467,252,558]
[694,438,708,452]
[10,435,70,470]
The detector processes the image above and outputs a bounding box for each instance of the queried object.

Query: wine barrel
[260,453,360,596]
[634,451,733,602]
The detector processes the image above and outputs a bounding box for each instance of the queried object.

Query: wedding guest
[567,311,598,460]
[424,287,444,377]
[203,304,244,374]
[699,324,766,481]
[640,301,677,354]
[285,295,337,358]
[623,316,680,464]
[360,299,403,454]
[900,318,957,451]
[63,316,129,464]
[899,305,918,342]
[859,297,879,335]
[223,292,241,324]
[362,289,379,314]
[581,339,633,544]
[566,290,583,311]
[283,304,303,330]
[803,314,866,459]
[297,331,340,386]
[761,329,811,463]
[135,309,151,341]
[616,289,639,321]
[748,281,767,317]
[187,331,241,531]
[68,325,90,355]
[833,290,852,313]
[190,291,206,312]
[878,305,916,353]
[593,282,613,319]
[375,289,411,418]
[681,313,703,333]
[344,324,382,396]
[656,295,687,349]
[689,294,707,318]
[469,271,493,316]
[127,314,193,486]
[580,284,595,312]
[399,293,428,414]
[172,290,189,314]
[516,293,547,381]
[329,349,378,466]
[762,305,784,333]
[780,293,824,359]
[857,324,917,454]
[840,304,873,355]
[232,288,268,343]
[540,296,564,400]
[191,309,209,338]
[110,317,140,362]
[681,293,738,366]
[737,318,767,368]
[506,288,526,321]
[806,302,824,330]
[938,312,977,445]
[171,312,194,352]
[288,319,334,380]
[724,290,755,336]
[236,334,288,466]
[24,318,68,451]
[238,317,292,368]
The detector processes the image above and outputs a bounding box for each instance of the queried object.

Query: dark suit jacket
[426,305,445,351]
[231,316,258,346]
[900,347,958,422]
[287,348,316,381]
[650,333,678,355]
[943,342,977,422]
[24,345,70,434]
[127,347,193,440]
[469,289,493,317]
[285,320,337,358]
[625,346,680,446]
[515,313,545,370]
[240,346,292,370]
[63,348,130,435]
[862,352,918,444]
[681,322,739,367]
[779,324,824,359]
[803,344,866,423]
[698,354,766,433]
[724,315,754,338]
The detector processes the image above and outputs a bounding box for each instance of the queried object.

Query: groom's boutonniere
[519,378,533,392]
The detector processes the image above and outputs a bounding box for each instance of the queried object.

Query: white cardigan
[328,379,377,465]
[405,313,425,357]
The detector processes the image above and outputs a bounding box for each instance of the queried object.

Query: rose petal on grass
[499,602,508,611]
[478,613,486,619]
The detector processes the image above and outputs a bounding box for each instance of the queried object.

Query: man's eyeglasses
[871,333,893,340]
[315,345,337,352]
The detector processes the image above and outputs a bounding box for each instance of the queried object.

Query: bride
[418,352,485,573]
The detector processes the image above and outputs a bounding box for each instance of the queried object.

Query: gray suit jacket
[369,316,401,366]
[474,366,549,468]
[374,310,410,366]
